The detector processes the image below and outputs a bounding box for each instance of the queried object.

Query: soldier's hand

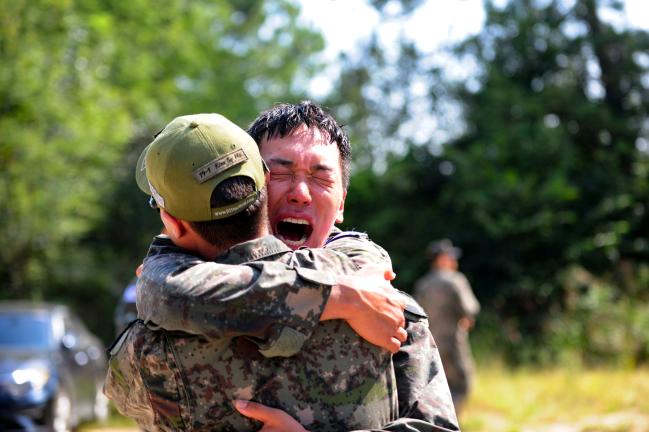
[322,265,408,353]
[234,400,309,432]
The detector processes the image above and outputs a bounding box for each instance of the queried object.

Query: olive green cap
[135,113,266,221]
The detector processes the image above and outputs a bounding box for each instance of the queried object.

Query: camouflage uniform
[105,230,459,431]
[413,269,480,413]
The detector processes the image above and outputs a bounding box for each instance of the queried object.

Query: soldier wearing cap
[104,112,459,431]
[413,239,480,415]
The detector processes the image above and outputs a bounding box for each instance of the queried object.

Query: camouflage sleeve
[138,256,336,356]
[327,232,461,432]
[324,230,392,268]
[390,313,460,431]
[350,310,461,432]
[104,320,193,431]
[104,320,158,431]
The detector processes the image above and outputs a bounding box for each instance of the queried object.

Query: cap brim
[135,143,152,195]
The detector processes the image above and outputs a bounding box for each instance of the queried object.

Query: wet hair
[189,176,267,249]
[247,101,352,190]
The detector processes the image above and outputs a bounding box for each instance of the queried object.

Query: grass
[461,364,649,432]
[81,366,649,431]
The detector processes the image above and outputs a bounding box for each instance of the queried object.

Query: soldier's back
[414,270,462,340]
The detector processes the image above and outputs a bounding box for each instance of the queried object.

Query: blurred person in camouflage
[105,105,459,431]
[114,277,137,336]
[413,239,480,415]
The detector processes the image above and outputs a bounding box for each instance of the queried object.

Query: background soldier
[414,239,480,415]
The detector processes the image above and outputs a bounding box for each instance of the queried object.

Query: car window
[0,312,54,349]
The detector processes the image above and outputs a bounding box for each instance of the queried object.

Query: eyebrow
[267,157,293,168]
[312,163,334,173]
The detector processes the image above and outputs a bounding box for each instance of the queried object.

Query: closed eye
[312,175,335,187]
[270,172,293,181]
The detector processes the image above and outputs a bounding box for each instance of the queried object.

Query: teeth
[276,218,310,249]
[282,218,309,225]
[282,238,306,248]
[278,231,308,245]
[280,235,308,248]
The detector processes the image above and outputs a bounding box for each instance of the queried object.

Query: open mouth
[275,218,313,248]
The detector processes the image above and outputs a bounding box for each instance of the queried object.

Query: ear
[160,209,186,240]
[335,190,346,224]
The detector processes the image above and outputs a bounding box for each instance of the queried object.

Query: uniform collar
[216,235,292,264]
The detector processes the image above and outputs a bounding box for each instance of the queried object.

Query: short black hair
[247,101,352,190]
[189,177,267,249]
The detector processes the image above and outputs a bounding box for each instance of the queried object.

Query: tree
[0,0,324,340]
[335,0,649,363]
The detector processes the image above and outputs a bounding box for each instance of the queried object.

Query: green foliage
[4,0,648,364]
[343,147,451,287]
[442,0,649,364]
[1,0,133,300]
[1,0,324,341]
[547,264,649,367]
[339,0,649,365]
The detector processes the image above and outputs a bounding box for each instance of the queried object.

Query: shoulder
[454,270,472,286]
[290,247,357,276]
[142,236,207,283]
[325,228,391,266]
[325,228,370,244]
[414,271,452,293]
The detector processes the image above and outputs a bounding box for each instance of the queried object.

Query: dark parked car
[0,302,108,431]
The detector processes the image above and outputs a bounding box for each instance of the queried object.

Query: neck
[182,224,271,261]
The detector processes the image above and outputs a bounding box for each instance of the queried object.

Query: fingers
[395,326,408,343]
[135,264,143,277]
[388,295,406,328]
[386,323,408,353]
[397,307,406,328]
[234,400,309,432]
[386,337,401,354]
[357,264,396,282]
[234,400,272,422]
[385,296,407,352]
[386,326,408,353]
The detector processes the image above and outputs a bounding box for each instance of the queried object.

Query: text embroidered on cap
[212,193,257,218]
[193,149,248,183]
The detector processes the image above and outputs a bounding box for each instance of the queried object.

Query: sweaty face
[261,126,346,250]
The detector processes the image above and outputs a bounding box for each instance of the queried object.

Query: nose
[287,177,311,206]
